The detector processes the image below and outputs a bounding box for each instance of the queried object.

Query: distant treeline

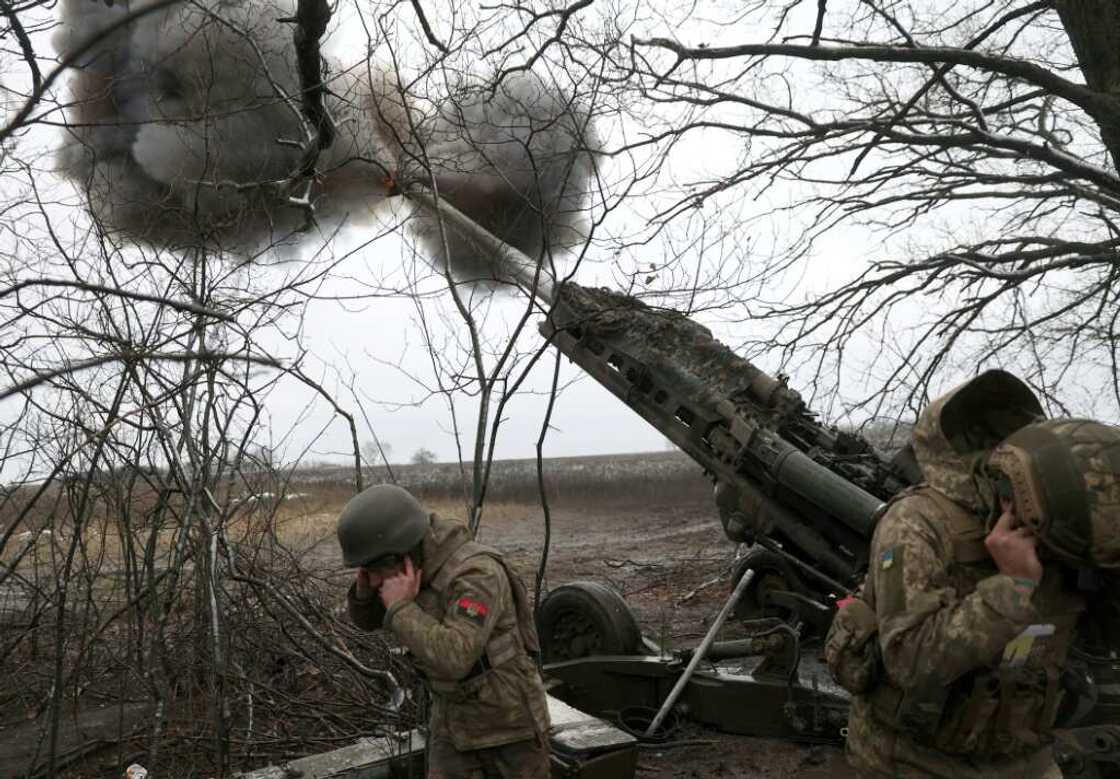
[297,451,715,506]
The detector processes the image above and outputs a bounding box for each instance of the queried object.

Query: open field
[0,450,854,778]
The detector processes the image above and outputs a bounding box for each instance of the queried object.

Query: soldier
[826,370,1120,777]
[337,484,550,778]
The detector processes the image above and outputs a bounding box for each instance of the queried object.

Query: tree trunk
[1055,0,1120,170]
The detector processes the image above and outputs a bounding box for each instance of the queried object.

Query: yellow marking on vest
[1002,623,1055,668]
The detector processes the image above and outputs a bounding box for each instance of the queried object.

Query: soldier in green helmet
[826,370,1120,778]
[337,484,551,778]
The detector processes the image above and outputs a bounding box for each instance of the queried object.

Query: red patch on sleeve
[455,597,490,625]
[458,598,488,614]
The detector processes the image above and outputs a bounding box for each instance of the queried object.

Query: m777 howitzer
[406,194,911,596]
[412,195,1120,777]
[535,283,1120,776]
[541,282,919,600]
[413,195,913,596]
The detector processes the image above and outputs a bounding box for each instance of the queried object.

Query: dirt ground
[465,494,859,779]
[1,455,861,778]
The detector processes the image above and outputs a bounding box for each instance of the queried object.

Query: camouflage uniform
[348,515,550,778]
[843,393,1082,778]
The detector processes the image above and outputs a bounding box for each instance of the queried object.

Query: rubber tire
[536,581,642,664]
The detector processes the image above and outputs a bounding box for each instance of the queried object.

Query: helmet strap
[1004,425,1092,564]
[967,455,1001,530]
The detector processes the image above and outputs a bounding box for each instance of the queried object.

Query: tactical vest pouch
[996,666,1060,753]
[921,667,1058,757]
[433,657,542,751]
[931,674,1001,755]
[430,666,491,701]
[824,596,881,694]
[493,556,541,658]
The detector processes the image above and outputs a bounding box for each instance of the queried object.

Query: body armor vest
[420,539,540,695]
[866,487,1083,758]
[393,523,550,752]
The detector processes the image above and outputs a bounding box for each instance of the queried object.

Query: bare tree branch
[0,0,41,95]
[634,38,1120,129]
[0,278,234,320]
[810,0,827,47]
[408,0,449,54]
[0,352,283,403]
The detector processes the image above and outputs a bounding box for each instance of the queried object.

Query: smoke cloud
[53,0,598,281]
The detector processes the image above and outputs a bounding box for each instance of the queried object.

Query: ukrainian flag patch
[881,548,895,570]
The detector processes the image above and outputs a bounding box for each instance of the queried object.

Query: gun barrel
[768,445,884,537]
[405,190,557,304]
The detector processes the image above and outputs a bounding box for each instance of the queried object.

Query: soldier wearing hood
[826,370,1120,777]
[337,485,550,778]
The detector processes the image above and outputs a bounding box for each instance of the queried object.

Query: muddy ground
[301,480,856,778]
[466,492,859,779]
[1,452,861,778]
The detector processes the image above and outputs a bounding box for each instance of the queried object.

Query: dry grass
[2,451,711,600]
[0,450,716,777]
[1,494,547,596]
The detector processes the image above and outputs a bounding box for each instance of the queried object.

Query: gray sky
[2,0,1111,474]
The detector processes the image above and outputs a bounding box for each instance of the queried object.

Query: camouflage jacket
[348,515,550,751]
[845,390,1086,775]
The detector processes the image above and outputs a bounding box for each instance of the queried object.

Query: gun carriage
[410,196,1120,777]
[529,283,1120,777]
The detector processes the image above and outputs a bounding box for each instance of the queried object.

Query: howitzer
[533,285,1120,776]
[540,282,918,598]
[411,193,1120,777]
[411,191,910,594]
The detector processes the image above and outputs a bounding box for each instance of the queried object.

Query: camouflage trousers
[849,747,1062,779]
[845,695,1064,778]
[427,734,550,778]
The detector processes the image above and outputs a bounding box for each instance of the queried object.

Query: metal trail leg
[644,568,757,738]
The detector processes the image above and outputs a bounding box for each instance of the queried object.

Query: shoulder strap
[429,540,540,661]
[491,555,541,656]
[429,539,486,594]
[916,486,990,564]
[880,483,926,512]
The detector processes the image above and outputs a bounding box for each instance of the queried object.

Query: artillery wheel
[731,549,805,624]
[537,581,642,664]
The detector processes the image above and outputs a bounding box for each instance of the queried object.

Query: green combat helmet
[336,484,430,568]
[987,419,1120,569]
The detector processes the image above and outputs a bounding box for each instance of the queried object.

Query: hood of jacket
[912,369,1045,512]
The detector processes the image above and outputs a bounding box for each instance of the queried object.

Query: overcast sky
[2,0,1104,472]
[237,1,889,467]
